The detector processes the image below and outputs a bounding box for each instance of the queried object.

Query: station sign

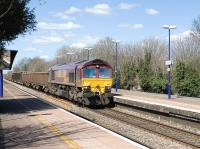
[0,50,18,70]
[165,60,173,66]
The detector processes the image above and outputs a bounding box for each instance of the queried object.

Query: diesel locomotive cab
[82,65,112,93]
[81,63,113,105]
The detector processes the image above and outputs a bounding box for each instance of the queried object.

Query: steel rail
[94,108,200,149]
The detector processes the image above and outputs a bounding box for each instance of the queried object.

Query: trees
[191,15,200,41]
[174,62,200,97]
[169,15,200,97]
[150,68,167,94]
[120,62,137,90]
[0,0,36,50]
[173,37,200,73]
[55,45,86,64]
[92,37,114,67]
[13,57,48,72]
[138,50,153,91]
[12,33,199,97]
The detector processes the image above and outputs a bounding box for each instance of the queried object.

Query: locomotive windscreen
[99,68,111,78]
[83,66,112,78]
[83,67,96,78]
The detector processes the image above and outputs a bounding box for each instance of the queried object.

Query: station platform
[112,89,200,121]
[0,82,147,149]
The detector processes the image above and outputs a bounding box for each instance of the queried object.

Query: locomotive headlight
[105,86,111,92]
[83,86,91,92]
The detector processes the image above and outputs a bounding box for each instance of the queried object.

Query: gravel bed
[6,80,194,149]
[115,104,200,135]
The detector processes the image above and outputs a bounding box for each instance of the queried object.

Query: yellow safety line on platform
[37,116,82,149]
[4,86,82,149]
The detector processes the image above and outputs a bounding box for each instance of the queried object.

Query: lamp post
[55,56,61,64]
[112,40,120,92]
[163,25,176,99]
[84,47,92,60]
[66,52,75,62]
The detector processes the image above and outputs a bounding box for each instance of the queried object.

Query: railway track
[94,108,200,149]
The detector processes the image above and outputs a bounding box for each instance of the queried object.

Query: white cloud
[38,22,82,30]
[119,3,139,10]
[119,23,144,29]
[64,32,76,38]
[22,47,38,52]
[85,4,111,15]
[33,36,64,44]
[145,8,159,15]
[70,43,87,49]
[79,35,99,44]
[40,55,49,60]
[65,6,81,14]
[53,12,76,20]
[171,30,192,41]
[70,35,100,49]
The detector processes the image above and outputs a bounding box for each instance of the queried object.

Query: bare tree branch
[0,0,14,19]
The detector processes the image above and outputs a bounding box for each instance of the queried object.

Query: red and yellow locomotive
[9,59,113,106]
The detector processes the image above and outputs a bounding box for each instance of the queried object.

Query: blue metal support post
[0,70,3,97]
[163,25,176,99]
[115,42,118,92]
[168,29,171,99]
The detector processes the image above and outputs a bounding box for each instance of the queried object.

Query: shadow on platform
[0,120,104,148]
[0,97,57,148]
[0,119,5,149]
[0,97,55,114]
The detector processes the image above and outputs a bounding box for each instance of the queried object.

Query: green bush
[174,62,200,97]
[150,69,167,93]
[138,51,152,91]
[120,62,137,89]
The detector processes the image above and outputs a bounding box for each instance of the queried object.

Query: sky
[6,0,200,66]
